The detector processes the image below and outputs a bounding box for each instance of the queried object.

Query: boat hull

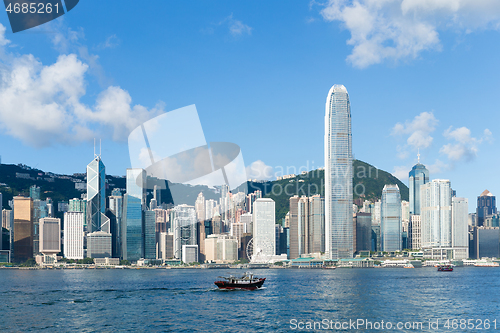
[437,266,453,271]
[215,278,266,290]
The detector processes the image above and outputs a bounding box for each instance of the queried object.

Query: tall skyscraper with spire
[86,141,106,233]
[324,84,353,259]
[408,152,429,215]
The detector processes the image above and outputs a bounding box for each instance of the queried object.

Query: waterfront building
[13,196,33,262]
[381,185,402,252]
[144,210,156,259]
[63,211,84,259]
[87,154,106,233]
[39,218,60,255]
[452,197,469,259]
[252,198,276,261]
[87,231,112,258]
[408,215,421,250]
[477,190,497,227]
[108,192,123,257]
[421,180,452,249]
[204,234,219,262]
[157,232,174,260]
[355,213,371,252]
[289,195,325,259]
[371,224,381,252]
[324,84,353,259]
[172,204,197,260]
[122,168,146,262]
[181,244,198,263]
[473,226,499,259]
[408,158,429,215]
[217,235,238,262]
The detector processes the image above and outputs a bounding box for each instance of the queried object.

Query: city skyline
[0,2,498,215]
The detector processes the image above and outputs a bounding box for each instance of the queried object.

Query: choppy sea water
[1,267,499,332]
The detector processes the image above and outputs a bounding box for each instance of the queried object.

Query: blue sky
[0,1,499,212]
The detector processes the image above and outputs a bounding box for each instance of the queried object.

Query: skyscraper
[421,179,452,249]
[87,155,106,233]
[451,197,469,259]
[13,196,33,262]
[63,211,84,259]
[144,210,156,259]
[476,190,497,227]
[381,185,402,252]
[122,168,146,261]
[252,198,276,261]
[408,157,429,215]
[172,204,197,260]
[324,84,353,259]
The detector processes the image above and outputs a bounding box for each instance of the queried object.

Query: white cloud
[320,0,500,68]
[392,111,438,149]
[246,160,274,180]
[427,159,449,174]
[98,34,120,49]
[392,165,409,181]
[212,14,252,37]
[439,126,492,162]
[0,24,162,148]
[229,19,252,36]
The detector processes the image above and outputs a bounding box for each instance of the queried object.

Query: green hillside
[248,159,409,221]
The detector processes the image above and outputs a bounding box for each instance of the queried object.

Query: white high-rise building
[195,192,205,221]
[63,212,84,259]
[452,197,469,259]
[252,198,276,262]
[324,84,353,259]
[421,180,452,249]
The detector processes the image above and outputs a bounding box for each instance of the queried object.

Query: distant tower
[476,190,497,227]
[86,142,106,233]
[381,185,402,252]
[252,198,276,262]
[324,84,353,259]
[408,152,429,215]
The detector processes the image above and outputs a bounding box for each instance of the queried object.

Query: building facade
[381,185,402,252]
[63,211,84,259]
[86,156,106,233]
[252,198,276,261]
[325,84,353,259]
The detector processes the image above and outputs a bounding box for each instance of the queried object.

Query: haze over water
[1,268,499,332]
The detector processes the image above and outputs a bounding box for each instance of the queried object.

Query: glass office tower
[123,168,146,261]
[381,185,402,252]
[324,84,353,259]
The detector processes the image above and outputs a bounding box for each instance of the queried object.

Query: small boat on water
[214,272,265,290]
[437,264,453,272]
[403,263,414,268]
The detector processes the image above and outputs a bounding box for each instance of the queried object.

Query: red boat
[437,264,453,272]
[215,272,266,290]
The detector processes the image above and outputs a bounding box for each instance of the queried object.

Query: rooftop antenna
[417,148,420,164]
[94,138,96,158]
[99,138,102,158]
